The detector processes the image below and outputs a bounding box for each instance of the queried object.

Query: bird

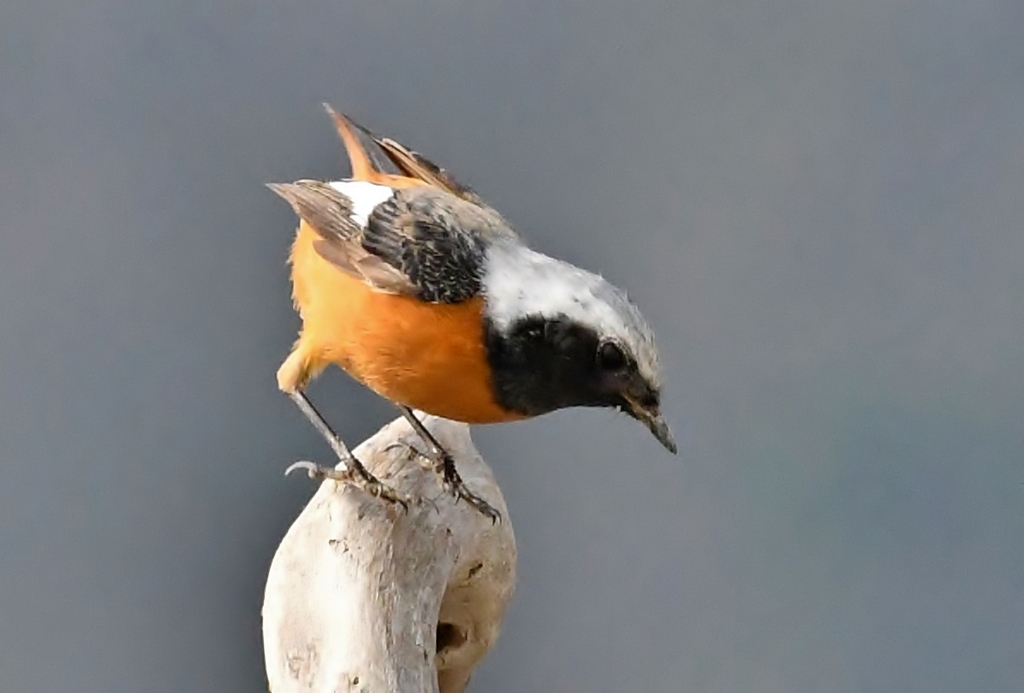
[269,104,675,521]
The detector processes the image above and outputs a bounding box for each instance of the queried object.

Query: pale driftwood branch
[262,415,517,693]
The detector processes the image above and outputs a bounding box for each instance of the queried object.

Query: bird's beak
[624,397,678,454]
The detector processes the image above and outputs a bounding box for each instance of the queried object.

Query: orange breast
[289,220,521,424]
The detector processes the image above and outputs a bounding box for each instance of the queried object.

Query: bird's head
[483,246,676,453]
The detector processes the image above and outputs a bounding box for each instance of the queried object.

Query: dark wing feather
[363,190,491,303]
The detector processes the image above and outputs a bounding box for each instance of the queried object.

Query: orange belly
[287,220,521,424]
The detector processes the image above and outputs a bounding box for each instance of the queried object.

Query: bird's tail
[322,103,385,183]
[321,103,488,207]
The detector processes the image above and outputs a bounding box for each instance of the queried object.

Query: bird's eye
[596,340,627,371]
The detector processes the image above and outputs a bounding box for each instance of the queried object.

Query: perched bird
[270,105,674,520]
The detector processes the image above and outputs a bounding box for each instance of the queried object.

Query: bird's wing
[269,180,510,303]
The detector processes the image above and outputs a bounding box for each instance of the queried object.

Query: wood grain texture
[262,415,516,693]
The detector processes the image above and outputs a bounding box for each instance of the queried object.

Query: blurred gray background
[1,1,1021,691]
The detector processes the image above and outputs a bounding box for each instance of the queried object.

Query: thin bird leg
[397,406,501,523]
[284,390,411,508]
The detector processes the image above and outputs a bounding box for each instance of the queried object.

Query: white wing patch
[328,180,395,226]
[483,242,661,385]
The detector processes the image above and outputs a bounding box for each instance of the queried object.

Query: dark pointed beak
[625,397,678,454]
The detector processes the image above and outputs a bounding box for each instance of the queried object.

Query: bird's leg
[397,406,501,523]
[284,390,412,509]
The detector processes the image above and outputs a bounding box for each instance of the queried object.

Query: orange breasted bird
[269,105,675,520]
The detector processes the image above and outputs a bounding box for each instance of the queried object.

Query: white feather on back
[328,180,395,226]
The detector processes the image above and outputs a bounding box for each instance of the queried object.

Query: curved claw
[383,441,435,469]
[285,459,414,511]
[382,441,418,457]
[284,460,326,478]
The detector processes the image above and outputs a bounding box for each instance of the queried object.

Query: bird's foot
[285,459,413,510]
[383,441,499,521]
[438,454,502,524]
[415,446,500,523]
[390,407,503,523]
